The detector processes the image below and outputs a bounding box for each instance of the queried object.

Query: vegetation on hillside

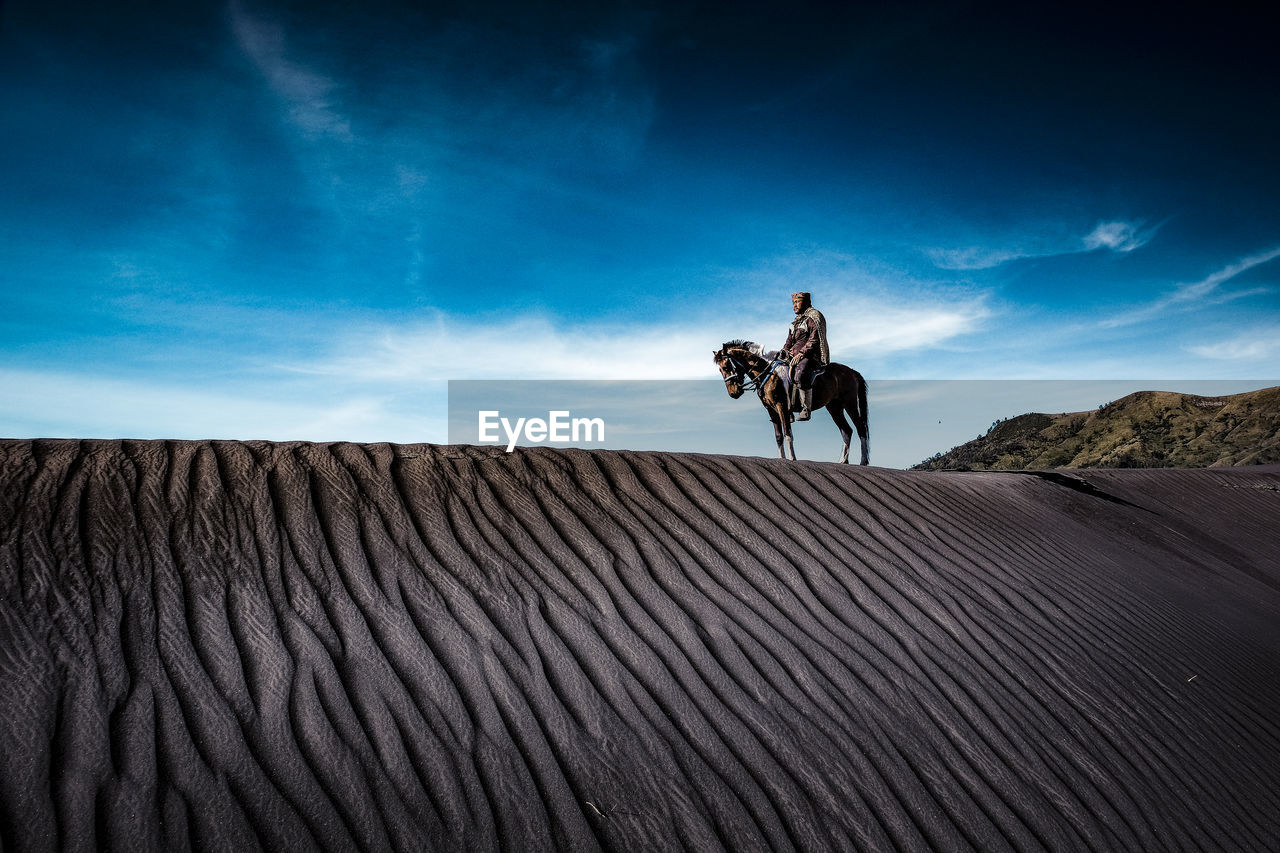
[914,386,1280,470]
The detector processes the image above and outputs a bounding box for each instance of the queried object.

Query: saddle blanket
[744,341,824,396]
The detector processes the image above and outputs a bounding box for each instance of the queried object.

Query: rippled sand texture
[3,440,1279,851]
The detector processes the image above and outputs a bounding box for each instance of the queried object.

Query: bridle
[718,348,781,398]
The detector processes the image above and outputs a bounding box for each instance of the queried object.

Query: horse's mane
[721,339,755,351]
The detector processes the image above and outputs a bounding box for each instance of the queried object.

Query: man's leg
[794,358,813,420]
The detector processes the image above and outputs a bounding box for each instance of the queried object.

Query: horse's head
[713,342,750,399]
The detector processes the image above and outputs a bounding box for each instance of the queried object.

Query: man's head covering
[791,291,811,311]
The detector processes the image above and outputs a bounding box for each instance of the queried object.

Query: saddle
[792,364,826,391]
[745,343,825,397]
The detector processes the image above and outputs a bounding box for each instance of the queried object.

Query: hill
[914,385,1280,471]
[3,440,1280,851]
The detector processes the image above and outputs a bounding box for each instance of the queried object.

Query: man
[781,291,828,420]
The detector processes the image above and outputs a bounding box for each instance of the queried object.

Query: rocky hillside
[914,385,1280,471]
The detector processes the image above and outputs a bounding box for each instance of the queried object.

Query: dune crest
[2,440,1279,851]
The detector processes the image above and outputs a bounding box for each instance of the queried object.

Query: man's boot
[796,387,813,421]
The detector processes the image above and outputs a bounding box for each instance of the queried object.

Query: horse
[713,340,870,464]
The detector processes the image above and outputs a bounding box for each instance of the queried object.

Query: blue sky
[2,0,1278,450]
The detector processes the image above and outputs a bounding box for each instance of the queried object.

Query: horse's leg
[827,404,853,464]
[769,410,786,458]
[779,402,797,460]
[856,416,870,465]
[849,378,870,465]
[766,379,797,461]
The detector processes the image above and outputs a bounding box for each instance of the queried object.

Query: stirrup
[796,408,811,421]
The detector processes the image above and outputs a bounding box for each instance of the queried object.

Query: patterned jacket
[784,307,829,364]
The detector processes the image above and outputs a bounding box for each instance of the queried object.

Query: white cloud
[6,251,991,444]
[0,368,436,442]
[929,219,1154,270]
[1082,221,1149,252]
[926,246,1031,271]
[1101,245,1280,329]
[823,293,990,356]
[286,312,747,382]
[285,276,990,384]
[1170,246,1280,302]
[1187,327,1280,361]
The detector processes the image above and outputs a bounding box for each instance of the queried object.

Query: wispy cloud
[1187,326,1280,361]
[285,312,753,381]
[823,293,990,356]
[1082,221,1149,252]
[929,219,1156,270]
[0,368,432,441]
[927,246,1030,271]
[228,1,352,141]
[718,249,993,354]
[1101,245,1280,329]
[284,282,990,384]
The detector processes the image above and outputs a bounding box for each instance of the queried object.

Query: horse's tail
[857,372,869,436]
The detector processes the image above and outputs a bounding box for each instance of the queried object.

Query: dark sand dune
[2,440,1280,851]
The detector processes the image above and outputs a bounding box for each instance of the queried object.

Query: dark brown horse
[713,340,869,464]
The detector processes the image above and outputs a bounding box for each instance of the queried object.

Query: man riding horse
[782,291,828,421]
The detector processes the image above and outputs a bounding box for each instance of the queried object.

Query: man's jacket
[784,307,829,364]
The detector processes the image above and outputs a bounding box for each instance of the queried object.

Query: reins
[723,349,784,400]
